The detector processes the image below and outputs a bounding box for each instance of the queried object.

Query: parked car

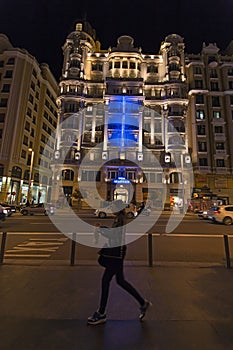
[0,202,17,215]
[0,205,6,221]
[20,203,56,216]
[208,205,233,225]
[198,207,218,220]
[0,203,13,216]
[94,203,135,218]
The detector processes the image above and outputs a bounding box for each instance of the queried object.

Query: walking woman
[88,201,152,325]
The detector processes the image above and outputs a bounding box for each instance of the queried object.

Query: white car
[94,203,135,219]
[208,205,233,225]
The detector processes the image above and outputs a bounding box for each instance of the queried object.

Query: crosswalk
[4,235,68,260]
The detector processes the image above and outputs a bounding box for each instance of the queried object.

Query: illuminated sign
[112,177,131,184]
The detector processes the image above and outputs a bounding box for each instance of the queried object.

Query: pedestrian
[87,200,152,325]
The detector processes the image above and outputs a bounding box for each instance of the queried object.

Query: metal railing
[0,231,232,269]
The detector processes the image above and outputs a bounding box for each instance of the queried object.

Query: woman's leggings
[99,264,145,314]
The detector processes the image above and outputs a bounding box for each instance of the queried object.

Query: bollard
[223,235,231,269]
[0,232,7,265]
[70,233,76,266]
[148,232,153,267]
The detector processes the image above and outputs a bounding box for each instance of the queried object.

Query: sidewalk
[0,259,232,350]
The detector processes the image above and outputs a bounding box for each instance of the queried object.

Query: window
[230,96,233,105]
[196,110,205,120]
[210,69,217,78]
[1,84,10,92]
[122,61,128,69]
[91,63,103,71]
[32,69,37,78]
[0,129,2,138]
[31,81,35,91]
[129,62,136,69]
[11,166,22,179]
[27,107,32,117]
[212,96,220,107]
[210,82,219,91]
[229,81,233,90]
[0,113,5,122]
[214,126,223,134]
[23,135,28,146]
[0,60,4,67]
[216,142,224,150]
[29,94,34,104]
[4,70,13,78]
[195,80,203,89]
[147,64,158,73]
[194,66,202,75]
[198,142,207,152]
[114,61,120,69]
[25,121,30,131]
[7,57,15,65]
[197,125,206,135]
[199,158,208,166]
[213,111,221,119]
[216,159,225,167]
[21,150,26,159]
[0,98,8,107]
[228,68,233,76]
[196,94,204,104]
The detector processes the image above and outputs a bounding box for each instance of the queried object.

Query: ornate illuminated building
[51,21,192,209]
[1,20,233,208]
[51,20,233,208]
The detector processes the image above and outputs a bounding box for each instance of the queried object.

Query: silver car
[20,203,55,216]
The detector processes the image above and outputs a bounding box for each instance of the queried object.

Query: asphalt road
[1,211,232,265]
[1,210,233,235]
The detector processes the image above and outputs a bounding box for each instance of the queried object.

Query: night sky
[1,0,232,80]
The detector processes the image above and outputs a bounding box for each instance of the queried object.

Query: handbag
[98,245,125,268]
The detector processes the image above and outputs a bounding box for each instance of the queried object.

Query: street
[1,211,232,265]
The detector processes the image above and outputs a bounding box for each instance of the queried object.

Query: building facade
[0,34,58,205]
[51,21,194,210]
[186,43,233,208]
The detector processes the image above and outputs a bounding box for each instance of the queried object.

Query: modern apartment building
[0,34,58,205]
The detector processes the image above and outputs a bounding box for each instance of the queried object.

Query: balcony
[194,166,211,173]
[214,134,226,141]
[215,150,226,155]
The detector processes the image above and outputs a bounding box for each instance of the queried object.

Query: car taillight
[214,210,221,214]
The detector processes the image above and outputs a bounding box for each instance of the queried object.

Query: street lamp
[27,148,34,204]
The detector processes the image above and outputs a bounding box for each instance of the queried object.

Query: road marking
[4,236,68,259]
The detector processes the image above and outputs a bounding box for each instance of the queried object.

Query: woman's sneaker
[139,300,152,321]
[87,311,106,325]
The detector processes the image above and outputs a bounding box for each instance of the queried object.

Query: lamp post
[27,148,34,204]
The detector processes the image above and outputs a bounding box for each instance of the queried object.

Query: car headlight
[3,209,8,214]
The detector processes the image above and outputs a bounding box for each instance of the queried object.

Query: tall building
[186,43,233,207]
[51,21,192,210]
[0,34,58,205]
